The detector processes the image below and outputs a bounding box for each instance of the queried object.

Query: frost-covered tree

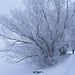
[0,0,75,67]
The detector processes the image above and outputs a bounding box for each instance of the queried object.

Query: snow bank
[0,53,74,75]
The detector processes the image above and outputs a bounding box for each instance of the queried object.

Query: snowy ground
[39,55,74,75]
[0,53,33,75]
[0,53,75,75]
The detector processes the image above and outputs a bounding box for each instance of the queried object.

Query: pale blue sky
[0,0,22,15]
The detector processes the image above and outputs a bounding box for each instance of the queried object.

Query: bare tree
[0,0,75,67]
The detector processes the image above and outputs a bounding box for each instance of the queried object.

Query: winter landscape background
[0,0,75,75]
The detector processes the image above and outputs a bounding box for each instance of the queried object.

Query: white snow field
[0,54,75,75]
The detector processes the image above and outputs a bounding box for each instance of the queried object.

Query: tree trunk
[72,50,74,54]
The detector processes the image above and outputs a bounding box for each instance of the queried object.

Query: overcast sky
[0,0,22,15]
